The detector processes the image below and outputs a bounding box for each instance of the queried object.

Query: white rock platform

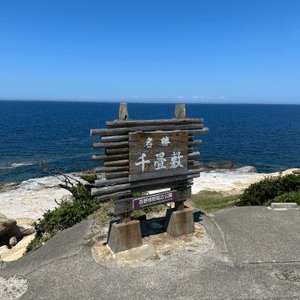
[1,168,299,222]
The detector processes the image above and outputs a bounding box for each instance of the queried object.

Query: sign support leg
[107,103,143,254]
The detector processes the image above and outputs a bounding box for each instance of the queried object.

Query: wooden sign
[90,103,209,217]
[129,131,188,181]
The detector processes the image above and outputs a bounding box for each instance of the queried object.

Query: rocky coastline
[0,161,299,262]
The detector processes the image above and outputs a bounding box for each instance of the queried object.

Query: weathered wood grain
[90,124,204,136]
[101,135,129,143]
[188,140,202,147]
[97,190,131,202]
[92,153,129,162]
[175,104,186,119]
[92,172,200,195]
[94,166,129,173]
[188,151,200,160]
[188,164,201,170]
[119,103,129,120]
[97,179,193,202]
[95,177,129,187]
[105,148,129,155]
[94,168,201,187]
[129,131,188,181]
[106,118,204,128]
[188,128,209,135]
[104,160,129,167]
[105,171,129,179]
[176,186,192,200]
[93,141,128,149]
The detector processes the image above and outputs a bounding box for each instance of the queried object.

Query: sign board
[133,190,177,210]
[129,130,188,181]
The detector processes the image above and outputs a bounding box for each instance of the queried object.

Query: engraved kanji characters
[135,153,150,172]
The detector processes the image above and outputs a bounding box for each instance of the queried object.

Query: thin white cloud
[191,96,225,100]
[177,96,185,99]
[191,95,205,99]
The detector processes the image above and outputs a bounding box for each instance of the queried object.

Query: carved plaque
[129,130,188,181]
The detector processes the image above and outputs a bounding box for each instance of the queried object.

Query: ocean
[0,100,299,183]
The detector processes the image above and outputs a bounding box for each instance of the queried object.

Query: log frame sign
[129,131,188,181]
[90,103,209,221]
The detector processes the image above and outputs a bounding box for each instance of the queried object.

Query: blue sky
[1,0,299,104]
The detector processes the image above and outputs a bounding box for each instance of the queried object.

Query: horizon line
[0,98,299,105]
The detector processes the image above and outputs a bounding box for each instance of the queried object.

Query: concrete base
[108,220,143,254]
[164,208,195,237]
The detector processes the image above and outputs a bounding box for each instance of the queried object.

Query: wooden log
[93,141,128,149]
[94,166,129,173]
[188,135,194,141]
[105,148,129,155]
[172,185,192,210]
[92,153,128,162]
[119,103,129,120]
[132,179,192,195]
[97,190,131,202]
[106,118,204,128]
[101,135,128,143]
[97,177,193,202]
[188,128,209,135]
[176,186,192,200]
[188,164,201,170]
[175,104,186,119]
[92,172,200,195]
[101,179,192,201]
[92,182,131,196]
[90,124,204,137]
[95,177,129,187]
[118,103,130,223]
[104,160,129,167]
[106,171,129,179]
[188,151,200,159]
[95,168,201,187]
[188,140,202,147]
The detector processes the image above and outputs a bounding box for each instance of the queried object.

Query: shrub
[25,182,100,253]
[80,175,97,184]
[237,174,300,206]
[264,191,300,206]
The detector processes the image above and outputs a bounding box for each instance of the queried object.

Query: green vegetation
[236,174,300,206]
[264,191,300,206]
[25,181,101,253]
[80,175,97,184]
[189,191,241,213]
[25,182,165,254]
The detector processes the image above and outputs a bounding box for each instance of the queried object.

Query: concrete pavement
[2,205,300,299]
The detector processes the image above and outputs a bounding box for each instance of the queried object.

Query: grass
[189,191,241,213]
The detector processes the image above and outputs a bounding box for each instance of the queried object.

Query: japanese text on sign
[129,131,188,181]
[133,191,178,210]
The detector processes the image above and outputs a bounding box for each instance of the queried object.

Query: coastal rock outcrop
[0,213,35,250]
[197,161,236,172]
[0,213,17,236]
